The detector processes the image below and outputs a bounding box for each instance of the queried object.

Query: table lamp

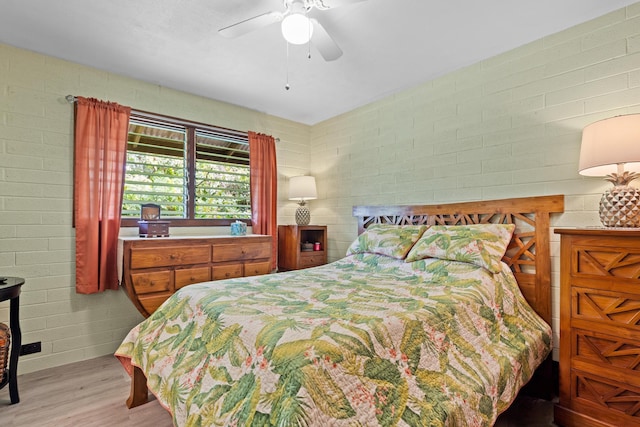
[289,175,317,225]
[579,114,640,227]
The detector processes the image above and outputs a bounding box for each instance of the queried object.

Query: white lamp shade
[281,13,313,45]
[579,114,640,176]
[289,176,317,201]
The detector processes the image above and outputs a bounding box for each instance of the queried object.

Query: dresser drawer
[175,266,211,290]
[139,293,172,315]
[212,242,271,262]
[130,245,210,268]
[573,329,640,379]
[572,287,640,330]
[299,252,325,268]
[131,270,172,294]
[244,260,272,276]
[572,244,640,280]
[571,369,640,425]
[212,263,243,280]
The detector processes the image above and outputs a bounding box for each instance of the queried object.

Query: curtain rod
[65,94,280,142]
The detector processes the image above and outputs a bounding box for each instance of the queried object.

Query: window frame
[121,110,252,228]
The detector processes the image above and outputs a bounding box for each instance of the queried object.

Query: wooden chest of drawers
[121,235,272,317]
[555,228,640,426]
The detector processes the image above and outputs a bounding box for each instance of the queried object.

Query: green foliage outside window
[122,115,251,221]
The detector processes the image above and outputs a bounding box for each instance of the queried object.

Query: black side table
[0,277,24,404]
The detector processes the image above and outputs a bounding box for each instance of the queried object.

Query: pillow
[404,223,515,273]
[346,224,428,259]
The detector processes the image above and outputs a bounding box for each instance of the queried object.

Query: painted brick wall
[0,43,311,374]
[310,4,640,360]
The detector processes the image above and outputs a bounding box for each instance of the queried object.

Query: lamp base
[599,184,640,227]
[295,205,311,225]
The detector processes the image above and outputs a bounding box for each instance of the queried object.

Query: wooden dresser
[555,228,640,426]
[120,235,272,317]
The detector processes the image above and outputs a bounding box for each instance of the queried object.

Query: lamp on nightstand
[289,175,317,225]
[579,114,640,227]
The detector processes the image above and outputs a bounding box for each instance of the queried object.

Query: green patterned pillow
[405,223,515,273]
[346,224,428,259]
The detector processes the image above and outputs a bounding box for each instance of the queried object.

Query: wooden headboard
[352,195,564,326]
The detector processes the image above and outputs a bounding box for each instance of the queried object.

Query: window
[121,113,251,226]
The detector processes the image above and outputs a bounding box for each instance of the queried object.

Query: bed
[115,195,564,426]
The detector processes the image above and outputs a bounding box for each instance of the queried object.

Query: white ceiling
[1,0,637,125]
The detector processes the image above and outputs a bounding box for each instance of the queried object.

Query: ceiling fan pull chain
[285,42,291,90]
[307,11,312,59]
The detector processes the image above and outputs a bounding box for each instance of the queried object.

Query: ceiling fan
[218,0,368,61]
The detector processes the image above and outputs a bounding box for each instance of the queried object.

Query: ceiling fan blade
[312,0,368,9]
[219,11,282,38]
[310,19,342,61]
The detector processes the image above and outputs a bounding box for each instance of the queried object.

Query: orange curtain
[73,97,131,294]
[248,132,278,270]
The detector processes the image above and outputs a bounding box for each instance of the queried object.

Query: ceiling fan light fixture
[281,13,313,44]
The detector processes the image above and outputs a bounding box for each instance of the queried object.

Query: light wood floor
[0,355,173,427]
[0,355,555,426]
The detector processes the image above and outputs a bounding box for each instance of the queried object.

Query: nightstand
[554,228,640,426]
[278,225,327,271]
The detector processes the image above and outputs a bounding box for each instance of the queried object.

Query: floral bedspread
[116,253,551,427]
